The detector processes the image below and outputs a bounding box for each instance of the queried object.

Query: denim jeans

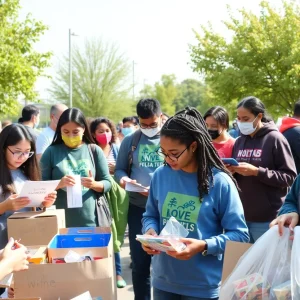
[247,221,270,243]
[128,204,151,300]
[153,288,219,300]
[114,252,122,276]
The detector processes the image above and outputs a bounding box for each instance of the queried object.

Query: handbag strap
[87,144,98,181]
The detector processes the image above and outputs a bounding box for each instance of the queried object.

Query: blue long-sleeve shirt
[142,166,249,298]
[278,175,300,215]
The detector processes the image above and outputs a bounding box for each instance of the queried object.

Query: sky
[19,0,282,101]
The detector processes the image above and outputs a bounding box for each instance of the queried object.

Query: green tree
[190,0,300,117]
[50,38,135,122]
[140,74,177,115]
[0,0,51,115]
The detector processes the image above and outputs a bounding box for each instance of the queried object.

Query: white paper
[67,175,82,208]
[70,291,93,300]
[0,273,13,288]
[19,180,60,207]
[125,181,149,193]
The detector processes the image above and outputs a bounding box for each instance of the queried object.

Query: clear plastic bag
[137,216,189,252]
[219,225,292,300]
[291,226,300,299]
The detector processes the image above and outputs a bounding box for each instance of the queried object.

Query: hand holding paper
[18,180,60,208]
[2,194,30,212]
[124,178,149,193]
[81,170,95,189]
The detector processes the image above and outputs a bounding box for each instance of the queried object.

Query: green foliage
[190,0,300,118]
[50,38,135,123]
[0,0,52,115]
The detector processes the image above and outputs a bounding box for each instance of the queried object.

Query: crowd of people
[0,96,300,300]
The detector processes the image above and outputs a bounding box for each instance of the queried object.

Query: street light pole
[69,29,73,108]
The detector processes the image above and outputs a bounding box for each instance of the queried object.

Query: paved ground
[117,238,135,299]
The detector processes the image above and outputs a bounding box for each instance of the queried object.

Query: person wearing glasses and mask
[227,96,296,243]
[141,107,248,299]
[115,98,165,300]
[0,124,57,297]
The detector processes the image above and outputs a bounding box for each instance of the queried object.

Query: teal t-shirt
[40,143,111,227]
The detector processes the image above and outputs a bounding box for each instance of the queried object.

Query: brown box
[222,241,252,282]
[27,246,47,264]
[7,210,65,246]
[14,228,117,300]
[2,298,41,300]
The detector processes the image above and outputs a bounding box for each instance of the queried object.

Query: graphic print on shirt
[138,144,164,168]
[236,149,263,162]
[63,158,90,191]
[162,192,202,232]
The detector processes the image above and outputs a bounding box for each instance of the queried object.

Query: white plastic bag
[291,226,300,299]
[137,216,189,252]
[219,225,292,300]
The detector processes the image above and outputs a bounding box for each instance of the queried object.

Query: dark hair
[122,116,138,125]
[18,105,40,123]
[294,100,300,117]
[90,117,118,144]
[161,107,237,199]
[203,106,230,129]
[0,124,40,194]
[52,108,94,145]
[237,96,272,122]
[136,98,161,119]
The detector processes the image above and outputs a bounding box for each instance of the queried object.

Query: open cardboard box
[7,210,65,246]
[14,227,117,300]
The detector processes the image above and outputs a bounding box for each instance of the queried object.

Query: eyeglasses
[7,148,34,159]
[156,146,190,162]
[139,123,159,129]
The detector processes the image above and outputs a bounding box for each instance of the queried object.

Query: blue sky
[20,0,282,100]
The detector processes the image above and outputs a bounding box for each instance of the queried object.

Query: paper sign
[67,175,82,208]
[19,180,60,207]
[125,182,149,193]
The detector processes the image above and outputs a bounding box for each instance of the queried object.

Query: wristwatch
[202,241,208,256]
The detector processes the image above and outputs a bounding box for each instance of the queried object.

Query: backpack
[127,129,142,177]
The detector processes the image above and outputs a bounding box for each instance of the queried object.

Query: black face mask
[208,129,221,140]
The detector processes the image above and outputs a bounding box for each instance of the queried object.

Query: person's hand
[270,212,299,236]
[139,186,150,197]
[81,170,96,189]
[1,238,29,273]
[140,229,161,255]
[2,194,30,212]
[108,163,116,174]
[8,286,14,298]
[119,177,134,189]
[167,238,206,260]
[231,162,258,177]
[57,175,76,189]
[42,191,57,208]
[225,164,236,175]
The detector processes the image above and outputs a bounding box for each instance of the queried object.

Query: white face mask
[140,126,161,138]
[237,116,258,135]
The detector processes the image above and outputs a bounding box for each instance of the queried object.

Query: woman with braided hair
[141,107,249,300]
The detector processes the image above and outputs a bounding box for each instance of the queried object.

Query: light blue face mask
[34,120,39,129]
[122,127,135,136]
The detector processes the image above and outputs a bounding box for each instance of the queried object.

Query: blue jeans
[114,252,122,276]
[247,222,270,243]
[153,288,219,300]
[128,204,151,300]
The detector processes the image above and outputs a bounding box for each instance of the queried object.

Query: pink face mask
[95,132,112,145]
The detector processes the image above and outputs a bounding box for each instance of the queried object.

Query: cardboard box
[14,228,117,300]
[2,298,41,300]
[222,241,252,283]
[48,227,111,262]
[7,210,65,246]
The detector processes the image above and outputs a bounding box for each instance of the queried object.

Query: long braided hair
[161,107,238,199]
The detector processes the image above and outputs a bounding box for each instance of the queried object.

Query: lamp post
[69,29,78,108]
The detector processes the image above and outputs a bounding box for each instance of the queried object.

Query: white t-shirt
[36,126,55,155]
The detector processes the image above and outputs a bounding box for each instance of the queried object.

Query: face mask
[208,129,221,140]
[96,132,112,145]
[140,126,161,138]
[34,120,39,129]
[237,116,258,135]
[62,134,83,148]
[122,127,135,137]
